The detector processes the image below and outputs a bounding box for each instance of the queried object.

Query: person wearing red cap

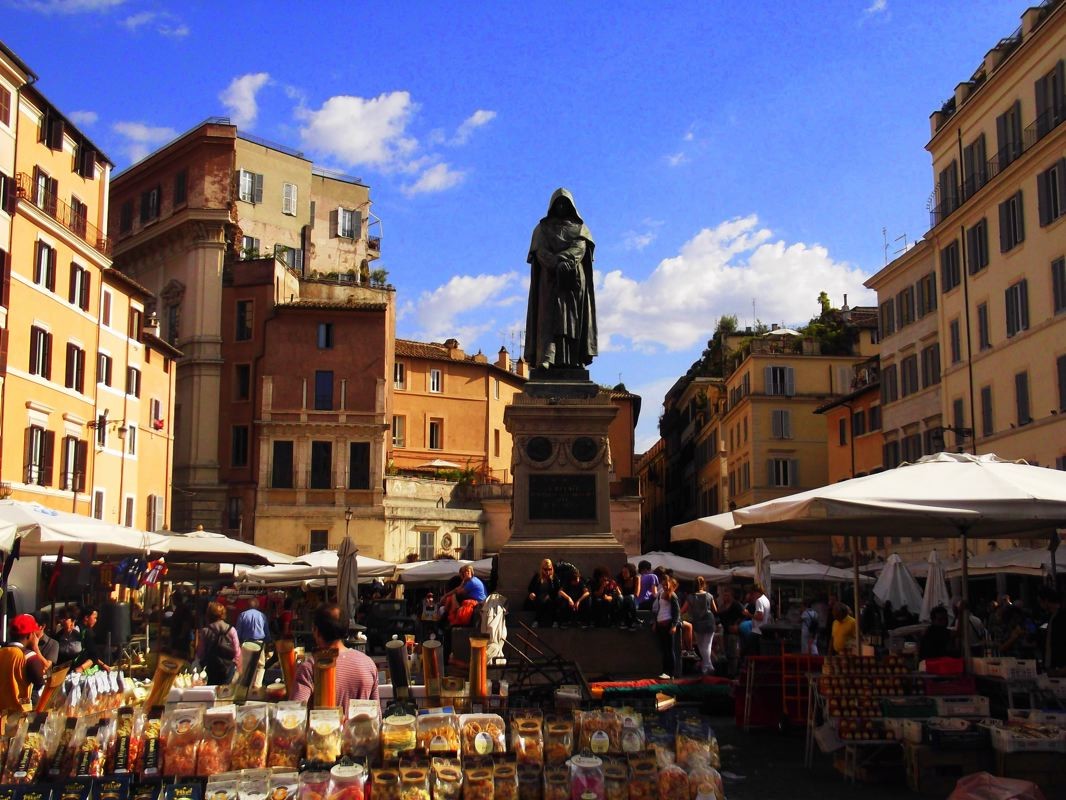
[0,614,48,712]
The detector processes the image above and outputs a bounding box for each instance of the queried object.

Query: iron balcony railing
[16,173,111,256]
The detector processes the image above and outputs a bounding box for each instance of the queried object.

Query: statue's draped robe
[524,189,598,369]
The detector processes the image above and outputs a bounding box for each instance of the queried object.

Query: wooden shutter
[1058,159,1066,217]
[767,459,775,487]
[46,177,58,217]
[1058,355,1066,412]
[140,190,150,222]
[1011,100,1022,159]
[74,440,87,492]
[41,430,55,486]
[80,271,90,311]
[1036,72,1049,134]
[23,427,33,482]
[771,410,781,439]
[47,246,56,291]
[47,117,64,150]
[999,198,1010,252]
[42,332,52,380]
[1015,190,1025,244]
[996,110,1007,167]
[33,240,41,284]
[782,410,791,439]
[329,208,339,238]
[1020,280,1029,330]
[253,172,263,204]
[763,366,773,395]
[68,265,79,305]
[29,328,38,374]
[65,342,75,388]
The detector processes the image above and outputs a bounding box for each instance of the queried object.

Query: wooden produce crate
[904,742,991,797]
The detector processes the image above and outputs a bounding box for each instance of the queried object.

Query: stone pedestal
[496,386,627,600]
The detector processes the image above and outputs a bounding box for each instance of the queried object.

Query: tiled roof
[277,299,387,311]
[396,339,462,360]
[848,306,878,328]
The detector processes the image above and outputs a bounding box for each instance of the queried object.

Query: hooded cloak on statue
[524,188,598,370]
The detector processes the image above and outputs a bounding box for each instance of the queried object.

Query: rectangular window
[101,290,112,327]
[119,201,133,234]
[150,398,163,427]
[235,300,253,340]
[166,303,179,345]
[937,159,959,217]
[883,441,900,470]
[770,409,791,439]
[95,414,108,448]
[1053,257,1066,315]
[1005,280,1030,337]
[348,442,370,490]
[996,100,1023,170]
[127,307,142,340]
[966,219,989,274]
[173,169,187,206]
[271,440,294,488]
[1015,371,1031,426]
[314,370,334,410]
[940,241,961,292]
[428,418,443,450]
[0,86,9,127]
[309,529,329,552]
[69,197,87,237]
[768,458,798,488]
[429,368,442,393]
[980,385,994,437]
[64,343,85,393]
[68,264,90,311]
[952,398,965,433]
[226,497,241,530]
[949,319,962,364]
[920,344,941,388]
[274,244,304,272]
[838,417,847,446]
[92,490,104,520]
[765,365,795,396]
[879,298,896,337]
[29,326,52,379]
[881,363,898,404]
[240,236,260,259]
[977,303,991,350]
[310,441,332,489]
[97,353,112,386]
[868,405,881,431]
[126,366,141,397]
[962,133,987,198]
[34,241,56,290]
[457,531,475,559]
[1038,159,1066,226]
[903,433,923,461]
[494,428,501,458]
[1035,62,1066,137]
[25,425,53,485]
[999,191,1025,252]
[916,272,937,317]
[317,322,333,349]
[392,416,406,448]
[494,377,500,400]
[60,435,79,489]
[852,409,867,437]
[394,362,406,389]
[235,363,251,400]
[419,531,436,562]
[337,207,358,238]
[139,186,161,223]
[896,286,915,328]
[231,425,249,467]
[238,170,264,204]
[900,354,919,396]
[282,182,297,215]
[1059,354,1066,412]
[126,425,137,456]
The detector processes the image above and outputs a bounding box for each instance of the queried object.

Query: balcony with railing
[16,173,111,256]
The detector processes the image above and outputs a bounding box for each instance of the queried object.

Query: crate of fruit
[880,697,936,718]
[989,723,1066,753]
[973,657,1038,680]
[1007,709,1066,726]
[933,695,990,717]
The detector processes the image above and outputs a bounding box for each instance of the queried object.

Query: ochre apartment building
[108,119,383,536]
[0,40,175,529]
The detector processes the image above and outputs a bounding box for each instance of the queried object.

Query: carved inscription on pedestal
[528,473,597,520]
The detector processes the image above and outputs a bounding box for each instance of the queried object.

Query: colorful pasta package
[108,706,142,775]
[269,772,300,800]
[543,717,574,765]
[674,720,710,770]
[7,712,50,784]
[399,767,430,800]
[230,702,269,770]
[306,708,343,765]
[416,712,460,755]
[203,777,238,800]
[517,764,542,800]
[510,710,544,765]
[643,720,675,770]
[616,710,644,754]
[297,771,331,800]
[461,766,493,800]
[238,769,272,800]
[658,764,688,800]
[459,714,506,758]
[267,702,307,769]
[542,766,569,800]
[369,768,401,800]
[342,701,380,762]
[493,761,518,800]
[160,704,203,778]
[432,758,464,800]
[76,718,114,778]
[196,704,236,774]
[47,717,80,780]
[380,714,416,762]
[577,710,622,755]
[603,757,627,800]
[627,754,658,800]
[687,766,724,800]
[137,706,164,778]
[326,765,365,800]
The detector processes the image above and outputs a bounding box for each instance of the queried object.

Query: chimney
[1021,6,1043,38]
[515,358,528,379]
[954,81,973,107]
[443,338,463,359]
[496,346,510,371]
[771,323,779,331]
[143,312,160,337]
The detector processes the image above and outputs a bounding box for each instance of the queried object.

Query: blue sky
[3,0,1029,451]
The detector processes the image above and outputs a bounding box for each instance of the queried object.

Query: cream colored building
[926,3,1066,473]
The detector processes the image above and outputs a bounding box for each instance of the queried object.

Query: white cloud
[402,272,522,343]
[865,0,887,13]
[595,214,874,353]
[665,151,688,168]
[120,9,188,37]
[451,109,497,145]
[120,9,152,28]
[112,121,178,164]
[11,0,124,13]
[298,91,418,170]
[67,110,98,127]
[622,218,664,251]
[158,21,188,37]
[220,73,271,129]
[403,163,465,196]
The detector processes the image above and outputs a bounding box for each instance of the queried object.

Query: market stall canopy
[416,459,463,470]
[730,559,874,584]
[859,558,951,578]
[0,499,170,556]
[729,453,1066,540]
[396,557,493,582]
[155,528,296,566]
[920,550,952,623]
[945,545,1066,578]
[240,551,395,583]
[669,512,738,549]
[636,551,732,582]
[873,554,924,612]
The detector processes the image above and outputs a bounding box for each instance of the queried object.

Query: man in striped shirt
[291,603,379,710]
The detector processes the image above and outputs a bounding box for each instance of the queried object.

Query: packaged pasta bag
[643,718,676,770]
[416,712,460,755]
[91,776,129,800]
[108,706,142,775]
[196,704,236,774]
[160,704,204,778]
[47,717,80,780]
[617,709,644,754]
[627,752,658,800]
[342,701,380,762]
[459,714,506,758]
[325,764,365,800]
[306,708,343,765]
[543,715,574,765]
[675,719,711,771]
[493,759,519,800]
[75,716,115,778]
[297,771,331,800]
[461,765,493,800]
[509,710,543,766]
[577,709,622,755]
[8,712,51,784]
[237,768,272,800]
[603,756,627,800]
[542,765,568,800]
[380,713,416,762]
[267,702,307,769]
[269,771,300,800]
[658,763,688,800]
[203,777,238,800]
[137,706,164,778]
[516,764,541,800]
[431,758,464,800]
[55,777,94,800]
[229,702,269,769]
[369,767,401,800]
[398,766,430,800]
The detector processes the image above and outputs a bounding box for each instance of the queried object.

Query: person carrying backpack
[801,598,821,655]
[196,602,240,685]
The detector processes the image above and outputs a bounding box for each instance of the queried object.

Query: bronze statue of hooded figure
[524,188,598,371]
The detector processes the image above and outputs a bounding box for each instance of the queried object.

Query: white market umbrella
[0,499,169,556]
[670,512,738,549]
[336,536,358,629]
[397,558,492,583]
[945,545,1066,578]
[241,551,394,583]
[636,551,732,582]
[920,550,952,623]
[156,529,296,566]
[731,559,875,584]
[416,459,463,470]
[873,554,923,614]
[753,538,772,599]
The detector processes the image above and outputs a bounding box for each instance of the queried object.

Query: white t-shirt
[752,594,771,634]
[655,596,673,623]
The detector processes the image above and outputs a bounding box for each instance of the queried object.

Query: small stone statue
[524,188,598,371]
